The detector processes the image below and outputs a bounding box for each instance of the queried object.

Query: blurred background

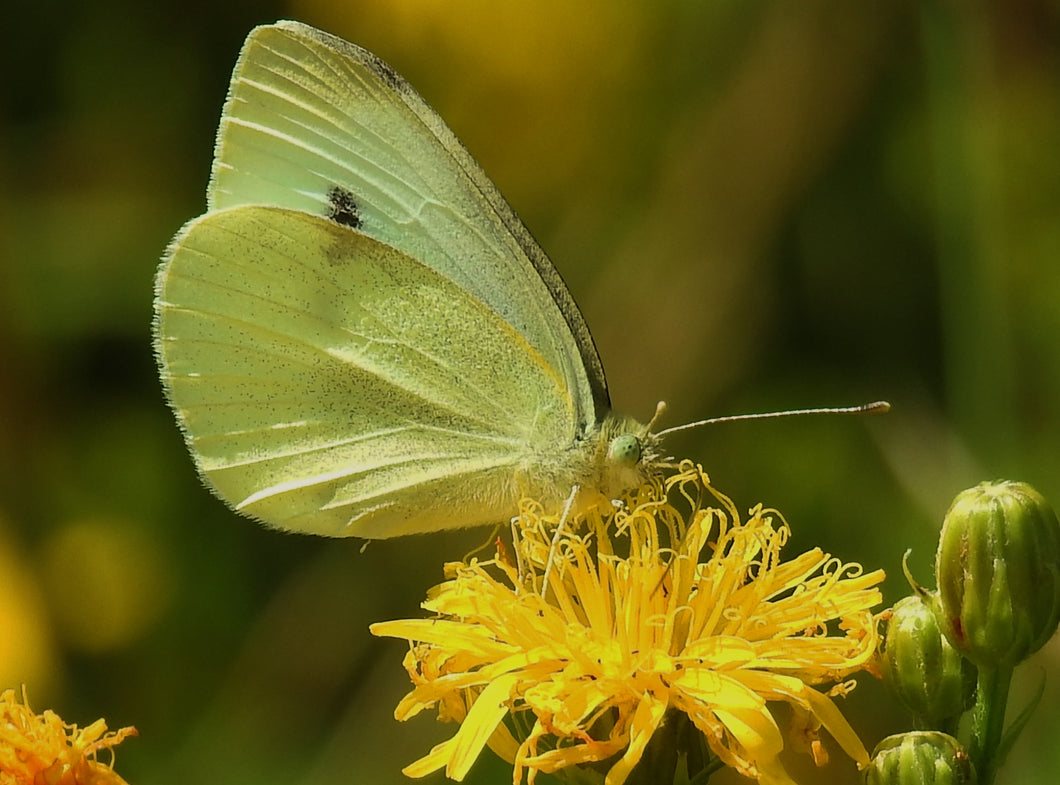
[2,0,1059,783]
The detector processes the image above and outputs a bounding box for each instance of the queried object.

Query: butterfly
[153,21,662,539]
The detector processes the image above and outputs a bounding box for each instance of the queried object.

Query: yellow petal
[603,689,668,785]
[446,672,520,780]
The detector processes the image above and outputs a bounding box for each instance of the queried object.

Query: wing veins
[210,421,522,471]
[164,295,528,433]
[238,445,519,510]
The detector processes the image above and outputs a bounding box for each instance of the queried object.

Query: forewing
[154,206,577,538]
[208,20,609,428]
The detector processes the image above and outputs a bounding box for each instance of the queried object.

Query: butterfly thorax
[514,412,660,515]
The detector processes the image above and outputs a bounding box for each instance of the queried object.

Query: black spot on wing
[327,186,361,229]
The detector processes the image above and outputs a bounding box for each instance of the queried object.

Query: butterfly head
[597,407,665,498]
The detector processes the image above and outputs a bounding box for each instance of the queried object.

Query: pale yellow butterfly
[153,21,887,540]
[153,21,657,539]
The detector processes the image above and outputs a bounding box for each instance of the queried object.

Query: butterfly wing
[156,205,579,538]
[209,20,609,426]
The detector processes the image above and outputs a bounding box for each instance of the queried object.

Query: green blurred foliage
[2,1,1059,784]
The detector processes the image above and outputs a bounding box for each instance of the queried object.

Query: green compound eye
[607,434,642,468]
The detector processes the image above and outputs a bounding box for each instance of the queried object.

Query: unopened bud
[935,481,1060,667]
[880,595,975,726]
[864,732,975,785]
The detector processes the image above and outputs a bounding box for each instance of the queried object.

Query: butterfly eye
[607,434,642,468]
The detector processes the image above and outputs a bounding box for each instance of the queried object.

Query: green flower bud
[880,595,976,726]
[935,481,1060,667]
[863,732,975,785]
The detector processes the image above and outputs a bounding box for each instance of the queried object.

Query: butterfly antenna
[646,401,668,432]
[655,400,890,438]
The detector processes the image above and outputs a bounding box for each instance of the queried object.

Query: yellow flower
[371,464,885,785]
[1,688,136,785]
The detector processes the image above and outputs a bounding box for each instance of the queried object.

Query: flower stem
[969,664,1013,785]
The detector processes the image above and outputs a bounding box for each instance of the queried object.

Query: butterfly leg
[541,484,579,596]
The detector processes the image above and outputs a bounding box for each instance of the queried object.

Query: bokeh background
[3,1,1059,783]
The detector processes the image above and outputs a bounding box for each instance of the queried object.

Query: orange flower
[1,688,136,785]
